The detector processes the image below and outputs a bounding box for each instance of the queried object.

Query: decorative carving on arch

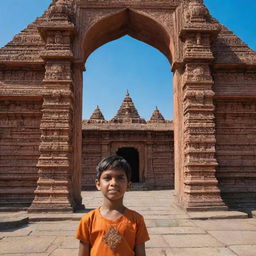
[79,8,174,63]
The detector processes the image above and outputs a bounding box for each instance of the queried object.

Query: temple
[82,92,174,190]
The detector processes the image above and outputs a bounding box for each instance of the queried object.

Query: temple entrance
[80,34,174,191]
[116,147,140,183]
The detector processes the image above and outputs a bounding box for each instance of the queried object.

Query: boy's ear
[95,179,101,191]
[126,181,132,191]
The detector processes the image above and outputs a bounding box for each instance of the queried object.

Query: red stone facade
[0,0,256,212]
[81,93,174,190]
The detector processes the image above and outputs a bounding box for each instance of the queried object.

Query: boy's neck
[101,198,126,213]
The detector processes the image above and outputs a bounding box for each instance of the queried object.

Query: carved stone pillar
[179,0,226,210]
[29,0,81,212]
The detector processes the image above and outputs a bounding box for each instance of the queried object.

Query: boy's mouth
[108,189,119,192]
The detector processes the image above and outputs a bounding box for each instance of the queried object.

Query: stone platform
[0,190,256,256]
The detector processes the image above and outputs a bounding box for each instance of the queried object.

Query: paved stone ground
[1,190,256,256]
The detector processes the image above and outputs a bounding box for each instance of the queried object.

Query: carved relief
[82,0,179,8]
[136,9,174,34]
[1,70,44,85]
[39,142,71,152]
[9,34,44,46]
[183,63,212,83]
[55,31,64,44]
[81,9,120,32]
[46,31,71,48]
[184,0,209,24]
[44,62,71,81]
[48,0,74,21]
[183,89,215,108]
[52,89,73,99]
[183,35,213,60]
[184,33,211,50]
[0,50,44,62]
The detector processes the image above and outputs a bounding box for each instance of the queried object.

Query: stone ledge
[0,215,29,230]
[187,211,248,220]
[0,209,251,229]
[28,209,92,222]
[0,210,92,229]
[28,213,83,222]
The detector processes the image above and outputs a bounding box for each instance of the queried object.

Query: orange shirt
[76,208,150,256]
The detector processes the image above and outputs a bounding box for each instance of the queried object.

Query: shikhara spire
[85,93,171,124]
[88,105,105,123]
[111,91,146,123]
[149,106,166,123]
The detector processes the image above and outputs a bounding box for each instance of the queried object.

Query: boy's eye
[102,175,126,181]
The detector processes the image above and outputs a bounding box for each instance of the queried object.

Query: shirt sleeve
[76,214,90,244]
[135,215,150,245]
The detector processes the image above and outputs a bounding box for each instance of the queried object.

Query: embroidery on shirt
[103,226,122,250]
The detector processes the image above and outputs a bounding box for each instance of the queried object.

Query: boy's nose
[110,178,118,186]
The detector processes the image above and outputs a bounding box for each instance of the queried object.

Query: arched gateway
[0,0,256,212]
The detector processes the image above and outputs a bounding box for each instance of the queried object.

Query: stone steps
[0,188,34,210]
[130,183,149,191]
[0,205,30,212]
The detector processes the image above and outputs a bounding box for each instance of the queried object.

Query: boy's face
[96,169,131,201]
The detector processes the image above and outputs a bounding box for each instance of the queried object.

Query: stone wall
[81,129,174,190]
[213,69,256,209]
[0,100,42,208]
[152,132,174,188]
[215,99,256,209]
[81,132,102,190]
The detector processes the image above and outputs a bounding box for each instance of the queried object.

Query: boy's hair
[96,155,132,181]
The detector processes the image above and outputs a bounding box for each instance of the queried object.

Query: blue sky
[0,0,255,120]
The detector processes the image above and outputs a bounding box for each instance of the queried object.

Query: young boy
[76,155,150,256]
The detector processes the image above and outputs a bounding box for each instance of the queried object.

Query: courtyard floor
[0,190,256,256]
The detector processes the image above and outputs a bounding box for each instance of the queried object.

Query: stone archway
[72,0,224,212]
[0,0,256,212]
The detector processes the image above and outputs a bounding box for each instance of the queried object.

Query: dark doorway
[116,147,139,182]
